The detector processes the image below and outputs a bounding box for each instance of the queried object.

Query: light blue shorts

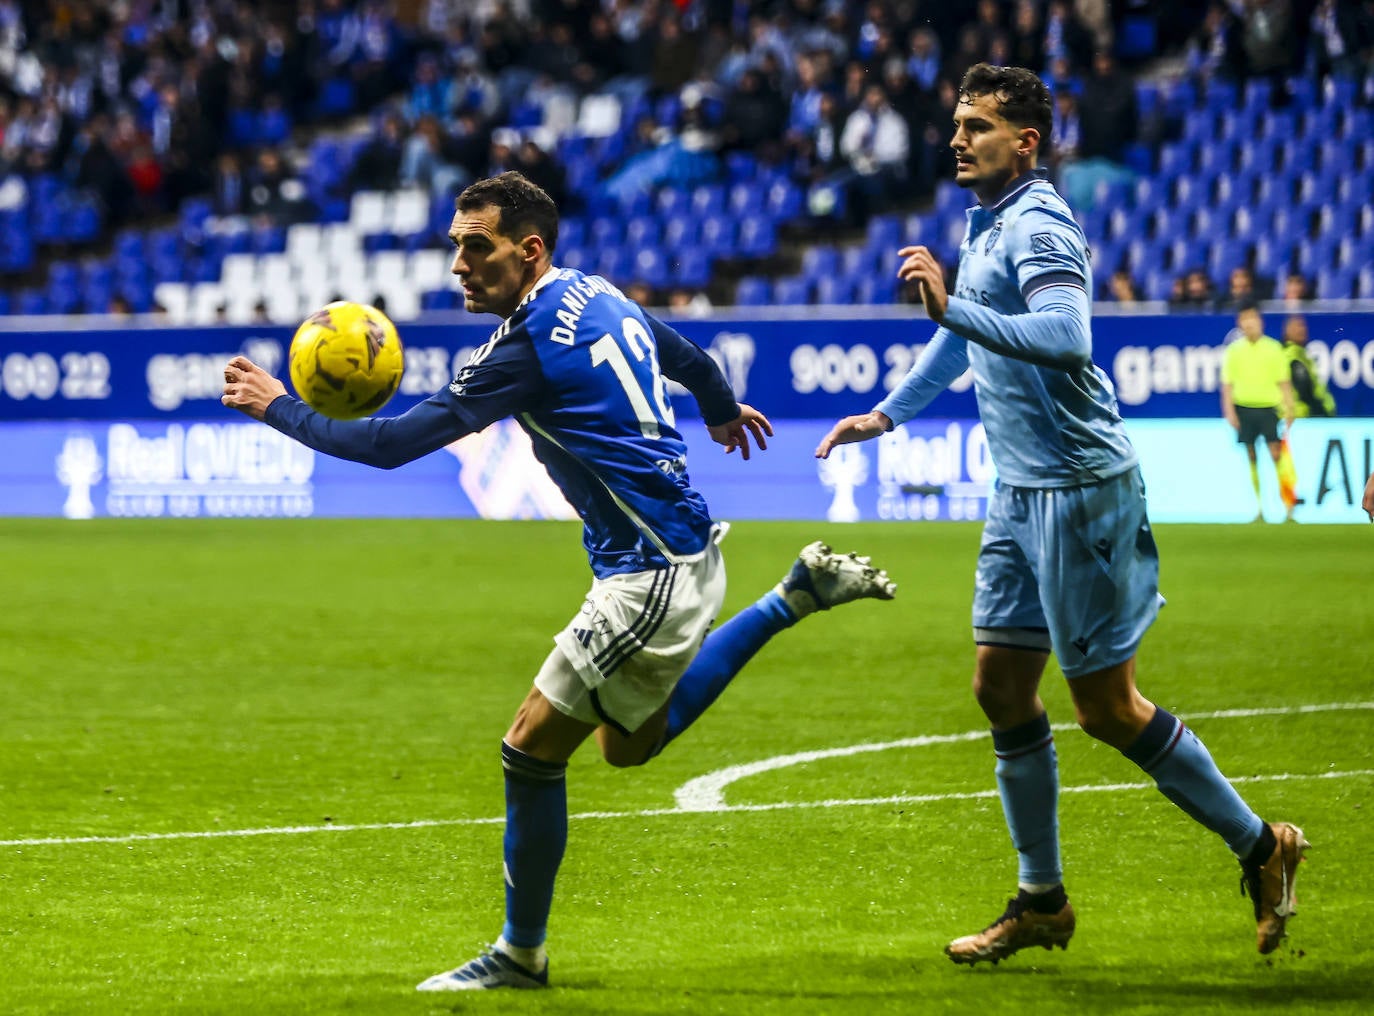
[972,467,1163,679]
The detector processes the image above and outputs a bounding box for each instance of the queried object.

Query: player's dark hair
[959,63,1053,153]
[456,171,560,253]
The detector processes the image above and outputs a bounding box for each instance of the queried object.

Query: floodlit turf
[1,518,1370,1015]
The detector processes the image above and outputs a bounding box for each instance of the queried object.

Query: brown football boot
[1241,822,1310,954]
[946,890,1076,966]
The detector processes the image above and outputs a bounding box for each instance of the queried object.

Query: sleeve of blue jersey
[644,313,741,425]
[939,209,1092,371]
[872,325,970,426]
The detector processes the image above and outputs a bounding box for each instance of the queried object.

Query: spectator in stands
[721,67,787,159]
[513,133,568,211]
[401,114,471,199]
[211,151,248,218]
[447,50,502,119]
[942,24,986,90]
[1048,88,1082,175]
[1042,0,1095,70]
[1279,271,1313,306]
[406,54,451,122]
[1008,0,1046,72]
[1044,54,1083,96]
[667,287,713,316]
[348,111,406,191]
[1188,3,1245,83]
[650,12,699,99]
[906,27,942,92]
[839,83,909,218]
[71,114,134,227]
[1282,315,1336,417]
[1308,0,1366,81]
[1237,0,1295,88]
[1215,265,1262,314]
[1171,267,1216,310]
[572,11,629,96]
[245,148,313,226]
[1078,50,1137,163]
[1107,268,1143,306]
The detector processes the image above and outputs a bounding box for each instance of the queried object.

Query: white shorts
[535,537,726,735]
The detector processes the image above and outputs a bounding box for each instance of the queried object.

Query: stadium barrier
[1,311,1371,522]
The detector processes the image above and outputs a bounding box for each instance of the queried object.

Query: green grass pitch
[1,518,1370,1015]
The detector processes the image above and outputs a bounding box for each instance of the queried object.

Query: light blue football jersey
[878,169,1137,488]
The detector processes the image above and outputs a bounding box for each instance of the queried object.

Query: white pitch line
[5,702,1372,850]
[674,700,1374,811]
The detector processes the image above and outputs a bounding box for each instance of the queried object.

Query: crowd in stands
[1,1,1373,316]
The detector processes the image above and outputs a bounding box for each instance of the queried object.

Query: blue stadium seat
[1155,142,1195,179]
[629,246,670,288]
[251,224,286,254]
[559,217,586,250]
[773,276,812,305]
[1314,267,1354,300]
[734,276,770,306]
[589,216,622,247]
[697,214,735,255]
[31,200,65,245]
[728,181,765,217]
[624,215,660,248]
[421,289,458,310]
[662,213,697,250]
[866,214,903,250]
[655,187,689,217]
[1143,270,1175,302]
[841,246,877,279]
[0,290,9,314]
[814,275,854,304]
[16,288,48,314]
[1207,240,1250,280]
[1252,237,1294,280]
[724,151,758,182]
[1205,78,1238,111]
[765,180,804,221]
[595,248,632,281]
[800,245,840,280]
[1242,78,1272,113]
[315,76,356,117]
[613,188,653,218]
[1358,266,1374,299]
[689,184,726,218]
[736,215,776,258]
[559,245,590,271]
[672,248,712,288]
[65,196,102,244]
[854,274,897,304]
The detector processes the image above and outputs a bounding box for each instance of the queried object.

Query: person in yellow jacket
[1282,315,1336,417]
[1221,304,1298,522]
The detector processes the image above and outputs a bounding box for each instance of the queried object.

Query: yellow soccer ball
[288,301,405,420]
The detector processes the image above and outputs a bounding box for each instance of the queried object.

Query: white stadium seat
[391,189,429,237]
[349,190,389,236]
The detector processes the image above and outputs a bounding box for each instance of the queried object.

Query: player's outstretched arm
[222,356,287,420]
[707,403,773,460]
[816,411,892,459]
[1363,471,1374,521]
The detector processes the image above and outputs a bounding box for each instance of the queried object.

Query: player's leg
[1048,468,1308,954]
[417,685,595,992]
[593,541,897,767]
[1237,410,1263,520]
[946,485,1075,966]
[643,540,896,760]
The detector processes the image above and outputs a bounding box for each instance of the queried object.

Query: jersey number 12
[589,317,676,438]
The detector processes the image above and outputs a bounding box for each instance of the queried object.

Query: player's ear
[522,233,546,264]
[1019,126,1040,157]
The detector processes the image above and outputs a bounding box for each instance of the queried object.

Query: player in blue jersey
[222,171,896,991]
[816,65,1307,963]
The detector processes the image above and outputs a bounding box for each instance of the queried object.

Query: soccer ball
[288,301,405,420]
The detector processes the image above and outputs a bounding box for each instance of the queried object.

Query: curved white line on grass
[673,700,1374,811]
[5,701,1371,849]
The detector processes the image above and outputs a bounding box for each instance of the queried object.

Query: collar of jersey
[974,167,1051,216]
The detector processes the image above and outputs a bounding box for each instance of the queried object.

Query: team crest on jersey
[1030,232,1059,254]
[984,221,1003,254]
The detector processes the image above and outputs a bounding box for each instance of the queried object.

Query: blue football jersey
[264,267,740,577]
[877,169,1137,488]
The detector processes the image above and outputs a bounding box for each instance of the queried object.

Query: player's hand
[708,403,773,460]
[222,355,288,421]
[816,411,891,458]
[1362,471,1374,522]
[1224,412,1240,432]
[896,245,948,322]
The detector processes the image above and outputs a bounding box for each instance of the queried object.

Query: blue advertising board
[2,310,1372,420]
[4,415,1370,524]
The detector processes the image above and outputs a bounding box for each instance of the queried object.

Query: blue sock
[1122,708,1265,857]
[993,713,1062,886]
[500,741,567,949]
[658,593,794,752]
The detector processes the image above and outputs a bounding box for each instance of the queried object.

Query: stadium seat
[800,246,840,281]
[737,215,776,258]
[409,250,451,293]
[629,246,670,288]
[772,276,811,305]
[728,181,766,217]
[765,180,804,221]
[854,274,897,304]
[866,214,903,250]
[724,151,757,182]
[689,184,726,218]
[559,245,589,271]
[697,214,735,255]
[624,215,660,248]
[421,288,459,311]
[814,275,854,304]
[733,276,770,306]
[671,248,712,288]
[17,288,48,315]
[655,187,689,217]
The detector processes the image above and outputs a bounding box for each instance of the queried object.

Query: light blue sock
[658,593,794,751]
[1123,707,1265,857]
[500,741,567,948]
[993,713,1062,886]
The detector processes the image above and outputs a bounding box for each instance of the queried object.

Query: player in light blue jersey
[222,171,896,991]
[817,65,1307,963]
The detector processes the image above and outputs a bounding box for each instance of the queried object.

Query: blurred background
[1,1,1371,524]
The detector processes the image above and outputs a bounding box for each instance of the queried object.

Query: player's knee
[601,743,647,768]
